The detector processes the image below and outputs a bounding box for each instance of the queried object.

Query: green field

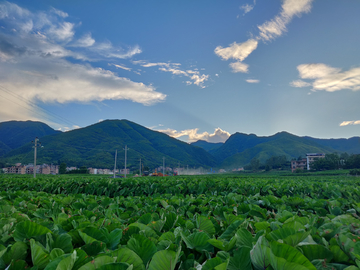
[1,173,360,269]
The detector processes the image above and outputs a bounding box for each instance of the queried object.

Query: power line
[0,85,80,128]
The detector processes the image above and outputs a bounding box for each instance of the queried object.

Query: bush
[349,169,360,176]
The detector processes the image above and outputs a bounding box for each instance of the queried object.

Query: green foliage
[4,120,217,169]
[59,163,66,174]
[1,174,360,269]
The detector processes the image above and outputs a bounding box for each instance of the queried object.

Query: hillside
[0,120,61,156]
[190,140,223,152]
[304,136,360,154]
[215,132,338,168]
[4,120,218,169]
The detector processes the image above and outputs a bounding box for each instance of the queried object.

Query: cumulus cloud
[0,2,166,123]
[215,0,313,72]
[134,60,209,88]
[215,39,258,62]
[156,127,231,143]
[291,63,360,92]
[246,79,260,83]
[340,120,360,126]
[229,62,249,73]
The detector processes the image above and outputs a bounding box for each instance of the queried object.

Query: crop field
[1,174,360,270]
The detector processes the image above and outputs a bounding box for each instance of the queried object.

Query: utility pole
[139,158,141,176]
[163,157,165,177]
[113,149,117,178]
[124,145,128,178]
[32,137,41,179]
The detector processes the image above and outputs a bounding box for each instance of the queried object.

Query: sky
[0,0,359,143]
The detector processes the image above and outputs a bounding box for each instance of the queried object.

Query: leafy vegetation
[1,173,360,269]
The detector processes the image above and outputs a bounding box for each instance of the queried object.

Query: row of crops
[1,174,360,269]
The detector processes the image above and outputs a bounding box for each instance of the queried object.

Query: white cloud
[47,22,74,42]
[290,80,311,88]
[240,4,254,14]
[215,0,313,72]
[134,60,209,88]
[229,62,249,73]
[258,0,313,41]
[112,63,132,71]
[291,63,360,92]
[132,60,173,68]
[155,127,231,143]
[246,79,260,83]
[51,7,68,18]
[58,125,80,132]
[340,120,360,126]
[0,2,166,123]
[214,39,258,62]
[281,0,313,18]
[74,33,95,47]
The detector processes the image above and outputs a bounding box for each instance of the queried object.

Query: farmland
[1,174,360,269]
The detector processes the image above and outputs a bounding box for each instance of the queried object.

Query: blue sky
[0,0,359,142]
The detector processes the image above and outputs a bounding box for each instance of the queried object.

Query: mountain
[214,132,341,168]
[190,140,223,152]
[304,136,360,154]
[4,120,218,169]
[0,120,61,156]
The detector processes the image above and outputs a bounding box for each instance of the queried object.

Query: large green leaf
[6,259,28,270]
[228,247,252,270]
[219,220,242,240]
[112,247,145,270]
[196,216,215,236]
[299,245,333,262]
[201,257,223,270]
[208,236,236,252]
[266,228,296,242]
[127,234,157,266]
[77,256,115,270]
[81,241,106,256]
[53,234,73,253]
[30,239,50,270]
[147,246,181,270]
[250,236,271,270]
[44,250,77,270]
[267,247,309,270]
[72,249,90,270]
[330,245,350,263]
[163,212,178,231]
[236,228,253,249]
[1,241,28,265]
[14,221,51,242]
[270,241,316,270]
[311,259,350,270]
[49,248,64,261]
[180,231,213,253]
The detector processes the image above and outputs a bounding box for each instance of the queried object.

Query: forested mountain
[2,119,359,170]
[4,120,217,169]
[204,131,359,169]
[190,140,223,152]
[304,136,360,154]
[0,120,61,156]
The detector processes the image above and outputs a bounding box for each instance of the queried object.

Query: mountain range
[1,119,359,169]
